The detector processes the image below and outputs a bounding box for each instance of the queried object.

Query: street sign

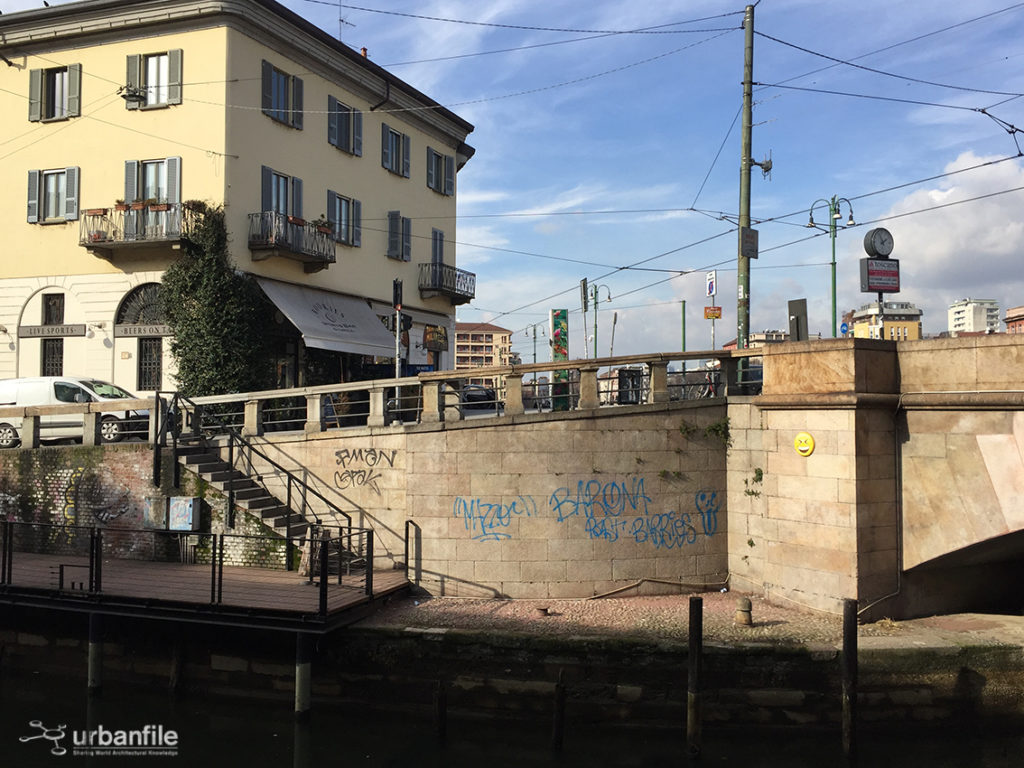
[704,306,722,320]
[706,270,717,298]
[840,322,849,335]
[741,227,759,259]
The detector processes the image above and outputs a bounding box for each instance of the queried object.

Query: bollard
[551,668,566,752]
[687,595,703,757]
[87,613,102,696]
[734,596,753,625]
[842,598,858,760]
[433,680,447,743]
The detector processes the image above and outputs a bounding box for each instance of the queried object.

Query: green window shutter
[352,199,361,247]
[327,95,338,147]
[28,69,42,122]
[67,64,82,117]
[124,160,139,202]
[27,170,40,223]
[167,49,183,105]
[402,216,411,260]
[291,176,303,219]
[166,157,181,204]
[402,133,411,178]
[426,147,435,190]
[125,55,142,110]
[260,60,272,117]
[353,110,363,156]
[387,210,400,257]
[291,76,303,129]
[444,155,455,196]
[64,166,79,221]
[381,123,391,169]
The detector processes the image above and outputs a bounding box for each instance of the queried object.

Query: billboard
[860,258,900,293]
[550,309,569,411]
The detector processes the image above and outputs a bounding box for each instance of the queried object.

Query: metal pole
[687,595,703,757]
[737,4,754,352]
[830,196,838,338]
[295,633,312,721]
[87,613,102,696]
[394,307,401,379]
[681,300,686,353]
[592,285,599,359]
[842,597,858,759]
[609,311,618,357]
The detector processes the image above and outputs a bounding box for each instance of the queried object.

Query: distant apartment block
[454,322,513,388]
[852,301,923,340]
[948,298,1000,334]
[1004,305,1024,334]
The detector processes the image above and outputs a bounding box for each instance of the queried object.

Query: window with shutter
[382,124,410,176]
[29,65,81,121]
[328,96,363,155]
[27,167,79,222]
[426,148,455,196]
[123,51,183,108]
[262,60,302,128]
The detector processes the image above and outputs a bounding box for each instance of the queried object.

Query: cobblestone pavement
[358,590,1024,651]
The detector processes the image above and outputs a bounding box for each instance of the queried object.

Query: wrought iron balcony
[418,262,476,305]
[79,202,202,256]
[248,212,335,273]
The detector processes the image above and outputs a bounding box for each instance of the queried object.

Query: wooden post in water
[551,668,566,752]
[295,633,312,721]
[433,680,447,743]
[687,595,703,757]
[842,598,858,760]
[87,613,102,696]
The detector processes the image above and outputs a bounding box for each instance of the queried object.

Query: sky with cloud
[4,0,1023,360]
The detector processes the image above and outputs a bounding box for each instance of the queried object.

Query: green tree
[161,203,274,396]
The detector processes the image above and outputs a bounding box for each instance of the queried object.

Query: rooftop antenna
[338,2,355,41]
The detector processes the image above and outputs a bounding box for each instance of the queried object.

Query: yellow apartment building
[0,0,475,394]
[454,322,513,388]
[851,300,923,341]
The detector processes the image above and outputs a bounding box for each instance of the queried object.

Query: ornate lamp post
[807,196,855,338]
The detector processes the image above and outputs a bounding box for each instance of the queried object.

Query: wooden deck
[1,551,410,631]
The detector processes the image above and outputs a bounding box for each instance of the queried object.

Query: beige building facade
[454,323,513,387]
[0,0,474,394]
[851,300,923,340]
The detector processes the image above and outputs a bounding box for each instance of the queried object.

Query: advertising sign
[704,306,722,320]
[550,309,569,411]
[860,258,901,293]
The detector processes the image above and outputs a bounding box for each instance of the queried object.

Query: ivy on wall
[161,202,275,396]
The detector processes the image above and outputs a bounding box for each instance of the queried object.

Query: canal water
[1,671,1020,767]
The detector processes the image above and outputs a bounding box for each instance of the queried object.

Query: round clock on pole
[863,227,894,257]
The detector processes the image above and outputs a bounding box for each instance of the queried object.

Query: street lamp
[807,196,855,338]
[589,284,612,358]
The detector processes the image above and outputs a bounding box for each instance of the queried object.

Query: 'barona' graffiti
[452,496,538,541]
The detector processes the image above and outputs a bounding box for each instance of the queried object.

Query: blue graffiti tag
[549,478,653,522]
[694,489,719,537]
[452,496,538,541]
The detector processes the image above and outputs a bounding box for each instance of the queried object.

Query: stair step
[181,452,223,466]
[236,495,278,510]
[219,477,258,491]
[203,469,245,483]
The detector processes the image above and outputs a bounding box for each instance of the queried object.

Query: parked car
[460,384,500,411]
[0,376,149,448]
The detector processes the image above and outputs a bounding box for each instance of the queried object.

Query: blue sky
[6,0,1024,361]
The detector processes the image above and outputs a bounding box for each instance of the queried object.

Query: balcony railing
[248,212,335,273]
[418,262,476,305]
[79,202,202,253]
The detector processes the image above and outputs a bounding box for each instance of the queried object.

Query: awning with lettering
[257,278,396,357]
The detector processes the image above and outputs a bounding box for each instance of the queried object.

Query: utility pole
[737,4,754,353]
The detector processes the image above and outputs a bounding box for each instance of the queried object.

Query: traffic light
[393,278,403,311]
[401,313,412,331]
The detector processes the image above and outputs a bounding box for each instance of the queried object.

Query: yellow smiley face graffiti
[794,431,815,457]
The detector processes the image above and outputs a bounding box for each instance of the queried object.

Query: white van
[0,376,149,448]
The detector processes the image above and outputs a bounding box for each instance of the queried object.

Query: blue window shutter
[352,199,361,247]
[444,155,455,196]
[327,95,338,147]
[64,166,79,221]
[29,69,42,122]
[125,55,142,110]
[402,133,411,178]
[261,60,272,116]
[261,166,273,212]
[327,189,338,235]
[27,170,40,223]
[167,49,183,105]
[353,110,363,156]
[381,123,390,169]
[67,64,82,117]
[402,216,411,260]
[166,157,181,204]
[292,76,303,129]
[387,210,399,257]
[124,160,139,202]
[426,147,435,190]
[292,176,302,218]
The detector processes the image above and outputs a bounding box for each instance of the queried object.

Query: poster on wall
[550,309,569,411]
[143,496,167,529]
[168,497,200,531]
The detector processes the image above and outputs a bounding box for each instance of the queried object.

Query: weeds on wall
[744,467,763,497]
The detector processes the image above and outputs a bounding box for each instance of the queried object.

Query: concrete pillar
[83,411,101,446]
[367,388,386,427]
[304,394,323,435]
[295,633,312,720]
[504,374,524,416]
[242,399,263,437]
[88,613,102,696]
[421,381,441,423]
[22,414,39,449]
[578,366,600,410]
[648,361,669,404]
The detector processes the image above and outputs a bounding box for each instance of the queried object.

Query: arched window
[116,283,167,391]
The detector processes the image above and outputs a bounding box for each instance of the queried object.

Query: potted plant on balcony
[114,199,129,212]
[130,198,146,211]
[312,215,333,235]
[149,201,171,212]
